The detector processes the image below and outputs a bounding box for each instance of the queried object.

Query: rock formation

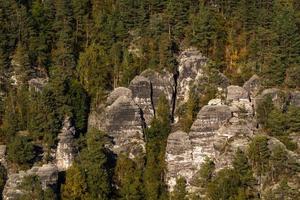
[0,145,6,168]
[55,117,76,171]
[129,69,174,125]
[89,87,146,159]
[243,74,261,98]
[176,48,207,110]
[3,164,58,200]
[165,131,194,189]
[166,80,257,191]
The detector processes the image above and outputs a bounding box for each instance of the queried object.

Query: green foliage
[0,164,6,197]
[248,135,270,175]
[206,168,240,200]
[171,177,187,200]
[7,136,35,168]
[114,155,144,200]
[62,129,111,199]
[144,95,170,200]
[194,157,215,188]
[256,95,274,128]
[17,175,56,200]
[61,164,87,200]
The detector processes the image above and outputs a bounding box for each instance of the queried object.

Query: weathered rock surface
[55,117,76,171]
[176,48,207,108]
[226,86,253,118]
[89,87,146,158]
[255,88,287,110]
[3,164,58,200]
[166,80,258,191]
[129,69,174,125]
[106,96,145,157]
[290,91,300,107]
[189,105,232,168]
[28,77,48,92]
[165,131,194,189]
[0,145,6,168]
[243,74,261,98]
[129,75,153,124]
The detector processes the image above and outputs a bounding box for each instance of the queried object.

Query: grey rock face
[105,96,145,158]
[0,145,6,168]
[88,87,146,158]
[290,91,300,107]
[129,69,174,125]
[55,117,76,171]
[3,164,58,200]
[227,85,249,102]
[255,88,287,110]
[165,131,194,189]
[129,75,153,124]
[28,77,48,92]
[243,74,261,98]
[189,105,232,167]
[106,87,132,106]
[166,83,257,191]
[176,48,207,108]
[226,86,253,118]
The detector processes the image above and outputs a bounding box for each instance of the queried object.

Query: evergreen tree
[79,129,111,199]
[7,136,35,168]
[0,164,6,197]
[171,177,187,200]
[115,155,144,200]
[61,164,87,199]
[12,42,32,84]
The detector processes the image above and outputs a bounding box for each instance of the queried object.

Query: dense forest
[0,0,300,199]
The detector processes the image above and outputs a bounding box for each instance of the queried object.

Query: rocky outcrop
[243,74,261,98]
[3,164,58,200]
[165,131,194,189]
[176,48,207,108]
[129,69,174,124]
[290,91,300,107]
[189,105,232,167]
[166,79,258,191]
[255,88,287,110]
[0,145,6,168]
[89,87,146,158]
[226,86,253,118]
[55,117,76,171]
[28,77,48,92]
[104,96,145,158]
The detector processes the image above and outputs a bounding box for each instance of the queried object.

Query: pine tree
[12,42,32,84]
[115,155,144,200]
[61,164,87,199]
[171,177,187,200]
[80,129,111,199]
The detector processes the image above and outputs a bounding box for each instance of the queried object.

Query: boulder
[226,86,249,102]
[55,117,76,171]
[165,131,194,191]
[106,87,132,106]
